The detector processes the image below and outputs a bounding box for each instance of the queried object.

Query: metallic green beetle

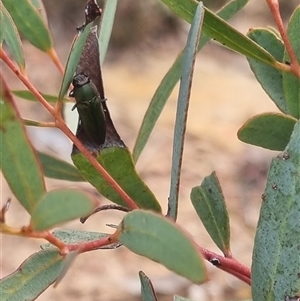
[70,73,106,145]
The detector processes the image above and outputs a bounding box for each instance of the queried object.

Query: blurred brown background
[1,0,298,300]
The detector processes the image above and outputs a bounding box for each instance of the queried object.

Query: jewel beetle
[69,73,106,145]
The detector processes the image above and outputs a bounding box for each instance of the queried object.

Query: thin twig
[266,0,300,78]
[47,48,64,75]
[198,245,251,284]
[80,204,130,223]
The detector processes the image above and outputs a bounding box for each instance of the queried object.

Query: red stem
[218,266,251,285]
[47,48,64,75]
[66,228,120,254]
[266,0,300,78]
[198,245,251,284]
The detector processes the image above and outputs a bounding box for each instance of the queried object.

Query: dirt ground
[0,2,289,300]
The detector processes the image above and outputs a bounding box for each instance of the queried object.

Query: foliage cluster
[0,0,299,300]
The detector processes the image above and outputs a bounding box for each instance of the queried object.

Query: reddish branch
[266,0,300,78]
[198,245,251,285]
[47,48,64,75]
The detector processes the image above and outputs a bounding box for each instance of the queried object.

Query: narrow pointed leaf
[159,0,276,66]
[118,210,207,283]
[1,2,25,69]
[191,172,231,256]
[252,120,300,300]
[12,90,69,103]
[139,271,158,301]
[247,28,289,114]
[0,249,64,301]
[168,2,204,220]
[53,250,79,287]
[282,7,300,119]
[72,148,161,212]
[0,5,4,44]
[2,0,52,52]
[58,23,94,101]
[37,151,85,182]
[133,0,250,162]
[29,0,48,23]
[30,189,97,231]
[174,296,195,301]
[23,119,52,127]
[238,113,297,151]
[99,0,118,64]
[69,21,161,212]
[0,88,46,213]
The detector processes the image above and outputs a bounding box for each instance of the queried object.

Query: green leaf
[139,271,158,301]
[282,7,300,119]
[133,0,250,162]
[54,250,79,288]
[2,0,52,52]
[168,2,204,220]
[37,151,85,182]
[247,28,289,114]
[0,5,4,44]
[99,0,118,64]
[118,210,207,283]
[58,23,94,101]
[0,249,64,301]
[12,90,69,103]
[1,2,25,70]
[238,113,297,151]
[72,147,161,212]
[174,296,196,301]
[29,0,48,23]
[159,0,276,66]
[191,172,231,256]
[23,119,49,127]
[0,89,46,213]
[251,120,300,300]
[30,189,97,231]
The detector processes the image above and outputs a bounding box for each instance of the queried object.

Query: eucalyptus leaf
[30,189,97,231]
[12,90,69,103]
[118,210,207,283]
[247,28,288,114]
[99,0,118,64]
[238,113,297,151]
[70,21,161,212]
[252,120,300,300]
[2,0,52,52]
[37,151,85,182]
[159,0,276,66]
[58,23,94,101]
[191,172,231,256]
[72,147,161,212]
[29,0,48,23]
[174,296,196,301]
[0,249,64,301]
[168,1,204,220]
[0,87,46,214]
[0,4,4,44]
[282,7,300,119]
[1,2,25,69]
[139,271,158,301]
